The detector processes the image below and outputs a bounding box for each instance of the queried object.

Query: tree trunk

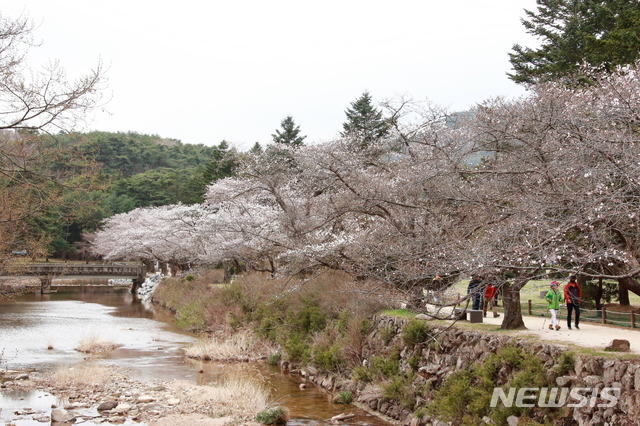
[594,277,603,311]
[500,281,526,329]
[618,278,631,306]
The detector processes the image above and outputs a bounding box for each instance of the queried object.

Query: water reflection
[0,287,194,375]
[0,286,389,425]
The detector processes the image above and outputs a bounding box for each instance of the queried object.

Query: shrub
[175,300,207,330]
[369,353,401,378]
[352,365,374,383]
[428,345,553,425]
[408,353,421,371]
[283,334,311,363]
[297,303,327,334]
[402,319,430,349]
[255,406,288,425]
[383,374,416,409]
[313,345,344,372]
[555,351,575,376]
[336,390,353,404]
[267,352,281,366]
[380,324,395,345]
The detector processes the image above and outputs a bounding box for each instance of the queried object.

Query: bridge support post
[131,264,147,294]
[131,277,144,294]
[40,276,52,294]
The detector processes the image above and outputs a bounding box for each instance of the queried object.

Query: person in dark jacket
[467,275,483,311]
[564,275,582,330]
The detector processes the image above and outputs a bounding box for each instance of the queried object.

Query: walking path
[480,313,640,355]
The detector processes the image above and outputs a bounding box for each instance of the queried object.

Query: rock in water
[97,400,118,411]
[51,408,76,422]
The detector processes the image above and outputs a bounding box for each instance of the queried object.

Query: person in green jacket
[545,281,562,331]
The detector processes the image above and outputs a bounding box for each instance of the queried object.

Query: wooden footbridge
[0,263,147,294]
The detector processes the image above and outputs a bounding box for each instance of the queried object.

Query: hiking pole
[541,316,547,330]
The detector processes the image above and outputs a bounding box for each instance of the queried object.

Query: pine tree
[250,141,263,154]
[271,116,306,146]
[202,140,237,184]
[508,0,640,85]
[341,92,389,147]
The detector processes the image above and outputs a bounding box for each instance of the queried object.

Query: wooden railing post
[602,309,607,324]
[631,312,635,329]
[528,300,532,315]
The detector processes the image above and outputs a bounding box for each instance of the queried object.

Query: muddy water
[0,286,388,425]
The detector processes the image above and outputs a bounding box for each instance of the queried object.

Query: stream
[0,285,388,426]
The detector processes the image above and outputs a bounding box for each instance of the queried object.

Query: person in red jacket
[483,283,500,318]
[564,275,582,330]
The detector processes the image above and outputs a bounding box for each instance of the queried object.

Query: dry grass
[49,364,113,387]
[169,375,272,418]
[75,334,120,354]
[184,331,277,361]
[235,269,394,317]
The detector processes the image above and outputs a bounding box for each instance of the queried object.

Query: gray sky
[6,1,539,151]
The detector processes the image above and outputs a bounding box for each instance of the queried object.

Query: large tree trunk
[618,278,631,306]
[593,277,604,311]
[500,281,526,329]
[606,263,640,303]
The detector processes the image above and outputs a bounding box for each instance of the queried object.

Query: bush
[380,324,395,345]
[283,334,311,363]
[297,302,327,334]
[175,300,207,330]
[267,352,281,366]
[408,353,421,371]
[555,351,575,376]
[313,345,344,372]
[370,352,401,378]
[428,345,553,425]
[336,390,353,404]
[255,406,288,425]
[383,374,416,409]
[402,319,430,349]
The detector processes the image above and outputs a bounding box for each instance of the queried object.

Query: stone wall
[289,315,640,426]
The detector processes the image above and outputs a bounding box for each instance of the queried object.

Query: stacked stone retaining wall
[286,315,640,426]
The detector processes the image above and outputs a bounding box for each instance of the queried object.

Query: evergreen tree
[272,116,306,146]
[341,91,389,146]
[509,0,640,85]
[202,140,238,184]
[250,141,263,154]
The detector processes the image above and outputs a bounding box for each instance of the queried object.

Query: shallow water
[0,286,388,425]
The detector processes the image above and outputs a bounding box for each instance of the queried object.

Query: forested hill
[35,131,239,258]
[58,131,218,178]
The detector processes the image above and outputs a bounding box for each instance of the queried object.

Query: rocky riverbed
[1,366,265,426]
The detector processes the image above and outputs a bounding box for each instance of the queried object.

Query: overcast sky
[6,1,539,151]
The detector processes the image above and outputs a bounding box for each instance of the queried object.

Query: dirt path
[481,313,640,354]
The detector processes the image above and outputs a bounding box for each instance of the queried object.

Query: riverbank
[148,270,640,425]
[1,364,269,425]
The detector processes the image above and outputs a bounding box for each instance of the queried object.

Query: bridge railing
[1,264,146,277]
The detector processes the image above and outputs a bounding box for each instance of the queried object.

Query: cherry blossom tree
[90,61,640,329]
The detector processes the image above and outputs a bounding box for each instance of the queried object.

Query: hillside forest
[1,130,239,260]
